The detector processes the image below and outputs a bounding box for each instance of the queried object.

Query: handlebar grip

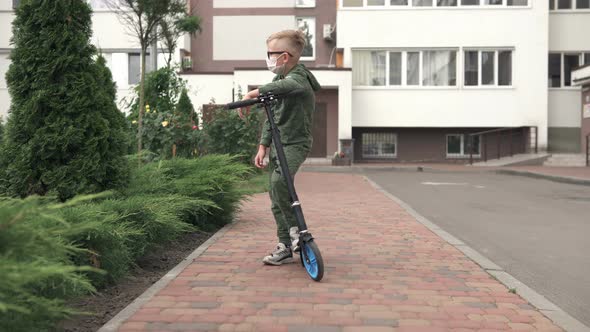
[224,98,260,110]
[224,89,306,110]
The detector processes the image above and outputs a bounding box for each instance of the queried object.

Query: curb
[363,175,590,332]
[496,169,590,186]
[97,222,236,332]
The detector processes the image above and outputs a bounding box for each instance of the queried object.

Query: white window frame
[361,132,398,159]
[548,52,588,89]
[340,0,530,9]
[550,0,590,11]
[353,48,458,89]
[295,0,316,8]
[296,17,316,62]
[463,49,514,88]
[446,134,481,158]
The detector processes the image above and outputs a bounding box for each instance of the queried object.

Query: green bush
[0,196,102,332]
[201,103,265,165]
[126,68,199,158]
[0,155,255,330]
[1,0,129,201]
[125,155,252,230]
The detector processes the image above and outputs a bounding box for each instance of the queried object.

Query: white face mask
[266,53,286,74]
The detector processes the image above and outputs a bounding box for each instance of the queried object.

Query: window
[389,52,402,85]
[353,49,457,87]
[482,51,495,85]
[423,50,456,86]
[12,0,20,9]
[437,0,457,6]
[548,52,588,88]
[507,0,528,5]
[413,0,433,6]
[362,133,397,158]
[464,50,512,87]
[295,0,316,7]
[548,54,561,88]
[447,134,481,157]
[558,0,572,9]
[564,54,580,86]
[353,51,386,86]
[549,0,590,9]
[407,52,420,85]
[342,0,528,7]
[128,53,140,85]
[498,51,512,86]
[343,0,363,6]
[296,17,315,60]
[464,51,478,86]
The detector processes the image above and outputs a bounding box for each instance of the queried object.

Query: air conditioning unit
[182,56,192,70]
[323,24,333,41]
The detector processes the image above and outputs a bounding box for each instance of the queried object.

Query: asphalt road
[363,169,590,327]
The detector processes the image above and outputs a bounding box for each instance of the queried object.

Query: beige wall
[549,13,590,51]
[213,16,295,61]
[214,0,295,8]
[189,0,337,72]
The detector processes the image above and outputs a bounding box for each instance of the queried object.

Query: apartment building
[1,0,589,162]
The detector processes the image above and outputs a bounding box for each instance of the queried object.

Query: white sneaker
[262,243,293,265]
[289,227,300,253]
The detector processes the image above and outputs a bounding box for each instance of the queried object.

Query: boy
[238,30,321,265]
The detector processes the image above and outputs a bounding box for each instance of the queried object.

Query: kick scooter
[225,90,324,282]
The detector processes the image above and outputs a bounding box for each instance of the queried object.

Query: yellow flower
[162,121,169,127]
[132,120,137,124]
[145,104,150,113]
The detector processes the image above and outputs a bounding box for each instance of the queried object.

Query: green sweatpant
[268,144,310,246]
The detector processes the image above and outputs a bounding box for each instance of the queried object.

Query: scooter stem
[261,99,309,232]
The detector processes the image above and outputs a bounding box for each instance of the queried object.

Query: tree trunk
[137,46,147,164]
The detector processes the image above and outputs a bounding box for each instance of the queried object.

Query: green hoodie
[258,64,321,149]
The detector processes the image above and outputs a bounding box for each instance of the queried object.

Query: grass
[237,170,269,195]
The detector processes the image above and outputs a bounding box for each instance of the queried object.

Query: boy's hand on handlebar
[254,145,267,169]
[238,89,260,120]
[237,95,252,120]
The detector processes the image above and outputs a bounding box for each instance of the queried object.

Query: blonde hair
[266,30,307,58]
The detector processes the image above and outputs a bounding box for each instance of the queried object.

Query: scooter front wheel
[300,240,324,282]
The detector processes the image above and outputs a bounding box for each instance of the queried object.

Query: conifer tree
[1,0,129,201]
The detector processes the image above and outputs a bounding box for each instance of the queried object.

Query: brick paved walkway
[117,173,562,332]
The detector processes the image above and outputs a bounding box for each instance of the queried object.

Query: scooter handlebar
[224,89,306,110]
[224,98,260,110]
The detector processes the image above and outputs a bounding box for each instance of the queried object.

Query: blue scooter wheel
[300,240,324,282]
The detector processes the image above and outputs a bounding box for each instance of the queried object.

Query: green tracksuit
[258,64,321,246]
